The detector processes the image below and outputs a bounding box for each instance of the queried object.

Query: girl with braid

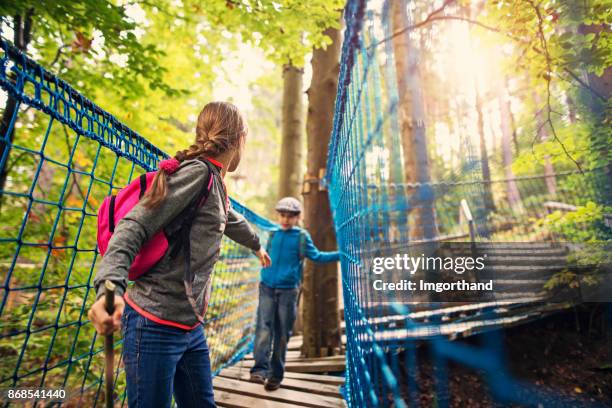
[88,101,271,408]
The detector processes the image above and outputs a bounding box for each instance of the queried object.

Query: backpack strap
[138,174,147,199]
[108,195,117,233]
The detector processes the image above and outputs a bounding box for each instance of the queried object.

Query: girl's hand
[255,248,272,268]
[88,295,125,336]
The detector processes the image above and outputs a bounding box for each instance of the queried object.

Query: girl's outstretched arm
[224,208,270,266]
[224,206,262,251]
[303,230,341,263]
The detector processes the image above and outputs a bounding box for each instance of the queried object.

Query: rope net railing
[327,1,610,407]
[0,37,275,406]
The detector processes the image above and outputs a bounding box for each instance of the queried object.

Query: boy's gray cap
[275,197,302,213]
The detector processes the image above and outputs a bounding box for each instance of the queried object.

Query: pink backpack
[97,160,214,280]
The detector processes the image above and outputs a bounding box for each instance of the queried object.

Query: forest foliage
[0,0,343,214]
[0,0,609,397]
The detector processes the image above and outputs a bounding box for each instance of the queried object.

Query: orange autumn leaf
[71,31,92,54]
[65,196,82,208]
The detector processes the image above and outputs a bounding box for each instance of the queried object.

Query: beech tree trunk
[0,11,33,205]
[278,64,305,199]
[498,85,523,211]
[508,94,520,156]
[381,5,408,244]
[577,23,611,205]
[579,22,612,105]
[301,25,342,358]
[566,94,577,124]
[391,0,437,241]
[475,86,496,212]
[463,2,495,213]
[279,64,305,333]
[533,92,558,196]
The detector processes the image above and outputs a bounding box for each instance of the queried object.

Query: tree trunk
[566,94,577,124]
[302,25,342,358]
[381,3,408,244]
[391,0,437,241]
[498,85,523,211]
[464,1,495,213]
[475,86,496,212]
[278,64,305,199]
[579,22,612,104]
[0,11,34,202]
[487,106,497,156]
[279,64,306,334]
[508,90,520,156]
[577,23,612,204]
[533,92,557,196]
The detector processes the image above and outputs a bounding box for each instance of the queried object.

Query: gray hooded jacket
[93,159,261,329]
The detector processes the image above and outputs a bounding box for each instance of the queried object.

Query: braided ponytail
[143,102,247,209]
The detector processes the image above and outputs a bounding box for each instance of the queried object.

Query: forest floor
[400,305,611,407]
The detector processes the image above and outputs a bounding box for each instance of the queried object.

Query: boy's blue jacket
[261,226,340,288]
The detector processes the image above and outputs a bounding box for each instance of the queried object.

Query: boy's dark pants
[250,282,299,381]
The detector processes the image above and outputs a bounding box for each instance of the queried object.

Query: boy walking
[249,197,340,390]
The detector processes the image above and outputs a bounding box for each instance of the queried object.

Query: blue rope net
[327,1,610,407]
[0,37,274,406]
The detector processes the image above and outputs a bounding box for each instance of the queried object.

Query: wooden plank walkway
[214,336,346,407]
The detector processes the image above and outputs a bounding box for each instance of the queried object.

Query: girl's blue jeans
[121,302,216,408]
[250,283,299,381]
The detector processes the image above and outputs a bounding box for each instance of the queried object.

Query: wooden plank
[236,359,345,373]
[213,376,344,408]
[288,343,301,351]
[215,389,304,408]
[281,371,345,386]
[283,355,345,363]
[223,366,345,386]
[284,360,345,373]
[243,353,344,363]
[244,350,302,360]
[287,337,302,351]
[218,368,342,398]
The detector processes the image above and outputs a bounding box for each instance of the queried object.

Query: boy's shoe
[249,373,266,384]
[264,378,282,391]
